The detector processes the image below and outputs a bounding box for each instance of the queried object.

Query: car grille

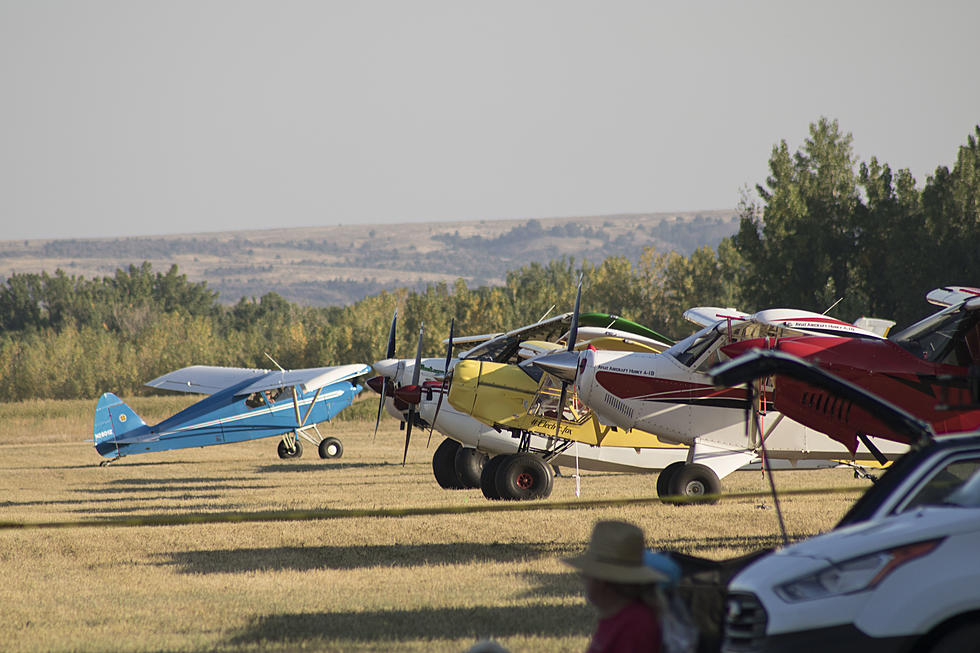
[721,592,767,652]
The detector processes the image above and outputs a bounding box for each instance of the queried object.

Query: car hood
[775,507,980,565]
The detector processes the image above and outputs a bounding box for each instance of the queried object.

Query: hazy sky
[2,1,978,241]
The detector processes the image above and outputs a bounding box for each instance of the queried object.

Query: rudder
[94,392,146,458]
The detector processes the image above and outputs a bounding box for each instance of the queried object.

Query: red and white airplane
[534,305,908,499]
[719,286,980,452]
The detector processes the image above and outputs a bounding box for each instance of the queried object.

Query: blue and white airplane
[93,363,370,463]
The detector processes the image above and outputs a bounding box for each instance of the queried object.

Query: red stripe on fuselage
[595,370,748,402]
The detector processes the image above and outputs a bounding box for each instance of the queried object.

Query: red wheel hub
[516,472,534,489]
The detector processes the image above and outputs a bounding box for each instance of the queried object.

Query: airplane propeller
[428,318,455,446]
[371,310,398,441]
[553,275,583,441]
[398,323,425,465]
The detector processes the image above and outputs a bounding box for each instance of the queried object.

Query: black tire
[318,437,343,459]
[495,453,554,501]
[657,461,687,498]
[432,439,464,489]
[667,463,721,504]
[480,455,508,500]
[454,447,489,489]
[277,438,303,459]
[928,622,980,653]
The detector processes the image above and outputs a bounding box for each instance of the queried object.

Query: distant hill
[0,211,737,306]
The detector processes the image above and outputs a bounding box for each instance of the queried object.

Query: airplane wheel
[277,439,303,459]
[432,439,465,489]
[656,461,687,498]
[318,437,343,459]
[496,453,554,501]
[454,447,489,489]
[666,463,720,504]
[480,455,508,500]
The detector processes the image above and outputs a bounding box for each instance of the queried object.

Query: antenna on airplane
[821,297,844,315]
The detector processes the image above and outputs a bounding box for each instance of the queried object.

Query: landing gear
[432,439,465,489]
[496,453,554,500]
[656,461,687,497]
[480,455,507,500]
[318,437,343,459]
[454,446,488,489]
[480,453,554,501]
[277,438,303,459]
[657,462,721,504]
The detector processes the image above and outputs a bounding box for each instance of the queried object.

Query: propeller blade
[428,319,455,445]
[566,274,583,352]
[555,274,582,439]
[386,311,398,359]
[373,310,398,442]
[402,323,424,464]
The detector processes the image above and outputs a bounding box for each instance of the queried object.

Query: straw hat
[565,520,668,584]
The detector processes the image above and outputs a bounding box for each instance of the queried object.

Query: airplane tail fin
[93,392,146,458]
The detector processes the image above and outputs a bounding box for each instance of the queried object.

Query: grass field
[0,397,870,652]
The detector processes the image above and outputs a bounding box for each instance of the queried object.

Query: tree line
[1,118,977,401]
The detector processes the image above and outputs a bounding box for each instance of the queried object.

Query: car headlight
[774,539,941,602]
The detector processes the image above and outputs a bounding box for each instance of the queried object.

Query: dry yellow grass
[0,397,870,652]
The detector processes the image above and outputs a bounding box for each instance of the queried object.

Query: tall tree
[734,118,863,315]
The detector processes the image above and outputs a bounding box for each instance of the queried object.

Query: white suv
[722,432,980,653]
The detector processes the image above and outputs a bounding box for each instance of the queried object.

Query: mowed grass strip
[0,397,872,652]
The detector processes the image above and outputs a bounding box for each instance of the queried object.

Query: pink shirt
[586,601,661,653]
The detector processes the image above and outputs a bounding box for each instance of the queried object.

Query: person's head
[564,520,666,610]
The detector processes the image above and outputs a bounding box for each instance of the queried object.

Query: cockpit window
[892,307,980,366]
[666,325,721,368]
[464,317,569,363]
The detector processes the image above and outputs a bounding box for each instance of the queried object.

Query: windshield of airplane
[462,315,572,363]
[665,324,723,367]
[891,306,980,366]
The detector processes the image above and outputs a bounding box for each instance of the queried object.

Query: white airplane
[532,305,909,500]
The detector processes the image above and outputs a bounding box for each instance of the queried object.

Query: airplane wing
[683,307,748,328]
[926,286,980,308]
[146,363,371,396]
[752,308,886,339]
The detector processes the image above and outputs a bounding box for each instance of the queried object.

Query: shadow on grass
[161,541,566,574]
[80,482,274,495]
[655,533,792,553]
[69,498,234,516]
[254,461,398,473]
[518,571,581,600]
[226,604,593,646]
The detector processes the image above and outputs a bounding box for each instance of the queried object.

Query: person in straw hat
[565,520,669,653]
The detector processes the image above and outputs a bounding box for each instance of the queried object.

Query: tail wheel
[454,447,489,489]
[480,455,508,500]
[656,461,687,498]
[495,453,554,501]
[277,438,303,459]
[318,437,343,459]
[666,463,721,504]
[432,439,465,489]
